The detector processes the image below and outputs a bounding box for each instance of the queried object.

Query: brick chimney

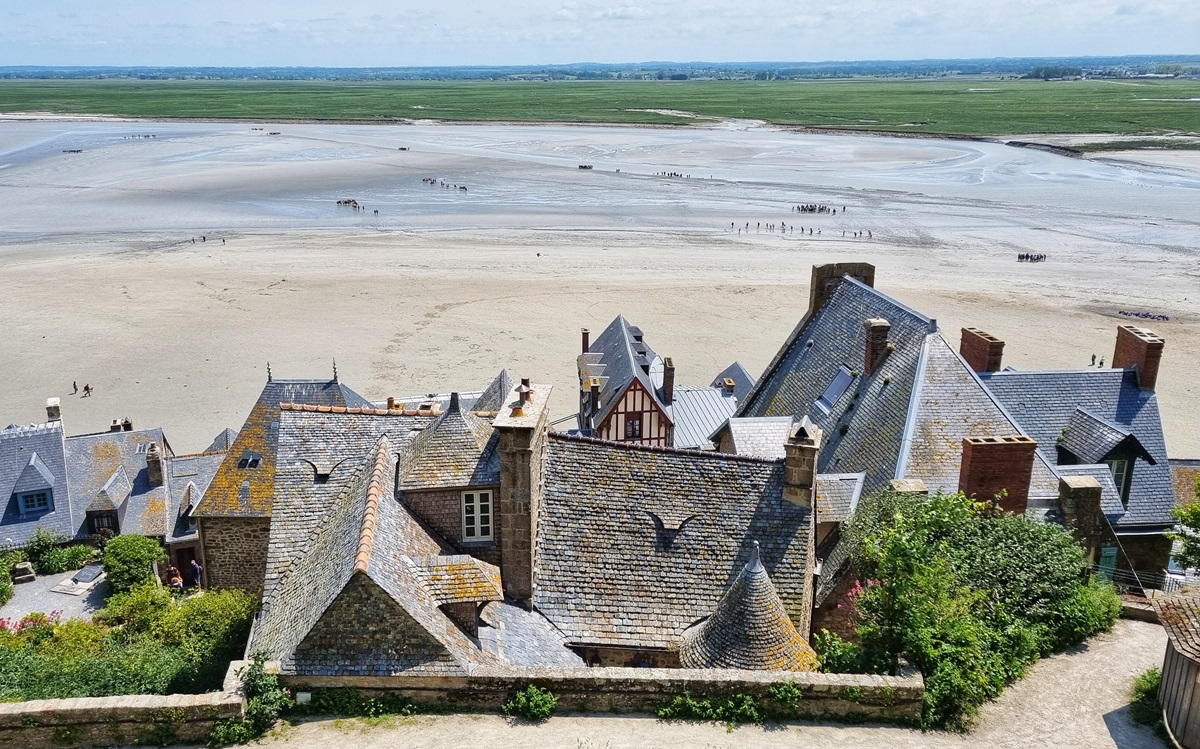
[146,443,165,487]
[492,379,553,606]
[808,262,876,317]
[1057,475,1106,564]
[958,435,1038,513]
[783,417,822,508]
[581,328,590,354]
[662,358,675,404]
[45,397,61,423]
[959,328,1005,373]
[1112,325,1164,391]
[863,318,891,377]
[109,419,122,433]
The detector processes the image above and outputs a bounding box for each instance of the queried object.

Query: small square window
[20,490,51,514]
[462,490,493,542]
[625,416,642,439]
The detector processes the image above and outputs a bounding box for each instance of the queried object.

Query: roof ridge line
[842,275,935,325]
[280,402,441,417]
[550,431,781,464]
[354,438,393,574]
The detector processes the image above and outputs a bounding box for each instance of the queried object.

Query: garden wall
[0,660,245,749]
[282,664,925,722]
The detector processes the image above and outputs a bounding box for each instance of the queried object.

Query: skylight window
[817,367,855,412]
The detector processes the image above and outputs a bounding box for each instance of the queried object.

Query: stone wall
[282,664,923,722]
[1119,534,1173,581]
[404,486,501,566]
[0,661,244,749]
[198,516,270,592]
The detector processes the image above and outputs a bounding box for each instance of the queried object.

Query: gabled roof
[474,370,514,413]
[897,334,1060,503]
[1060,407,1155,465]
[711,361,756,402]
[535,434,811,650]
[0,422,72,545]
[65,428,170,538]
[979,368,1175,528]
[815,472,866,525]
[399,394,498,490]
[205,428,239,454]
[723,416,794,459]
[580,315,670,431]
[13,452,57,494]
[668,385,737,450]
[165,451,227,543]
[196,377,372,518]
[679,543,818,671]
[736,276,936,495]
[1153,594,1200,663]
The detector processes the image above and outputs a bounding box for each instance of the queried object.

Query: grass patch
[1074,138,1200,152]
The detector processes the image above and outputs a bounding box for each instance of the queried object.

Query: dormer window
[1105,458,1131,503]
[237,452,262,469]
[19,490,51,514]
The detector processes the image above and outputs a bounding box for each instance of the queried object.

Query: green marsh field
[1,78,1198,136]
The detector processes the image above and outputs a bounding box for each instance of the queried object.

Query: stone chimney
[959,328,1005,373]
[1057,475,1106,564]
[109,419,123,433]
[146,443,165,487]
[581,328,591,354]
[662,358,675,404]
[888,478,929,495]
[45,397,61,423]
[863,318,891,377]
[1112,325,1164,391]
[492,379,553,606]
[808,262,876,317]
[122,418,133,432]
[783,417,822,508]
[957,435,1038,513]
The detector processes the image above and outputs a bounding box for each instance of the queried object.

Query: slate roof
[1173,459,1200,507]
[196,377,373,518]
[165,451,227,544]
[0,422,72,546]
[679,543,818,671]
[399,394,499,490]
[735,276,936,496]
[1153,594,1200,663]
[65,428,171,538]
[474,370,515,413]
[205,428,239,454]
[815,472,866,525]
[897,334,1060,504]
[535,434,812,650]
[478,601,586,667]
[88,467,131,512]
[668,386,737,450]
[723,417,794,459]
[1060,408,1153,465]
[711,361,757,402]
[410,555,504,605]
[579,315,669,433]
[979,368,1175,529]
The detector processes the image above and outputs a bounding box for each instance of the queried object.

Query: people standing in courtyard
[190,558,203,589]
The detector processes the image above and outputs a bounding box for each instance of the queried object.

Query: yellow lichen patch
[143,495,168,536]
[197,401,278,517]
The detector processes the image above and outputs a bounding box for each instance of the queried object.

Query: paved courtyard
[197,618,1166,749]
[0,569,107,622]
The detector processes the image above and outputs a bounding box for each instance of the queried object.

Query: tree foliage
[102,534,166,595]
[1171,482,1200,570]
[840,490,1121,729]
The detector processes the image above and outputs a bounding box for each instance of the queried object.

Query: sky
[0,0,1196,67]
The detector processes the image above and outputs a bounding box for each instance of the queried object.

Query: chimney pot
[122,418,133,432]
[581,328,591,354]
[386,396,396,410]
[1112,325,1164,391]
[662,357,675,405]
[864,318,891,377]
[959,327,1005,373]
[45,397,61,423]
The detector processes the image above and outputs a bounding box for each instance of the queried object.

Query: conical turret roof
[678,542,818,671]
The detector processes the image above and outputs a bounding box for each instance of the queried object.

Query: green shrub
[765,681,803,719]
[37,545,95,575]
[502,684,559,722]
[102,535,166,595]
[657,692,762,725]
[153,589,256,691]
[209,652,291,747]
[286,688,418,718]
[813,629,864,673]
[97,582,173,636]
[26,528,66,572]
[0,573,11,607]
[1130,667,1162,725]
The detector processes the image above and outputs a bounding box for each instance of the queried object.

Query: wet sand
[0,121,1197,455]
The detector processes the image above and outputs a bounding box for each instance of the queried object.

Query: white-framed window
[19,490,51,514]
[462,490,493,542]
[1105,459,1130,502]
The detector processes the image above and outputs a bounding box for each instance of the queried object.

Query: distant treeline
[2,55,1199,81]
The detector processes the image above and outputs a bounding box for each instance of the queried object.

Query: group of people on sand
[72,381,93,397]
[654,171,689,178]
[1119,309,1170,322]
[422,178,468,192]
[794,204,843,214]
[1018,253,1047,262]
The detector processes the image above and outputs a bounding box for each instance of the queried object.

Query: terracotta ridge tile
[550,431,782,464]
[354,440,392,573]
[278,402,441,417]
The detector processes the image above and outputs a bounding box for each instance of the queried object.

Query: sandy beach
[0,120,1197,456]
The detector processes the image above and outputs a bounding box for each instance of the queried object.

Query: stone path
[0,570,107,623]
[216,619,1165,749]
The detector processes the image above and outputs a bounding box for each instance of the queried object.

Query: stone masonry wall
[0,661,244,749]
[404,486,501,566]
[199,516,270,592]
[282,664,924,722]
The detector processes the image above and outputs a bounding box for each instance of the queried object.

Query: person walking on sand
[72,381,78,395]
[1091,353,1097,366]
[83,384,92,397]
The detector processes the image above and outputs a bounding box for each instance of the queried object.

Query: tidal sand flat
[0,120,1197,454]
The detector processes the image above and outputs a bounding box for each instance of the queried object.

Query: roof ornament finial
[266,361,273,383]
[748,540,762,572]
[332,358,339,383]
